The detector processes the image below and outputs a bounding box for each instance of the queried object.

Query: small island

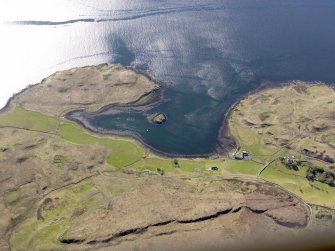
[152,113,167,124]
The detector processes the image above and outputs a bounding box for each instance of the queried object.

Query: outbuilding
[285,156,295,164]
[242,151,249,158]
[210,166,219,171]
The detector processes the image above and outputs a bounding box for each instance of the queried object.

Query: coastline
[0,82,41,114]
[62,69,226,159]
[64,80,292,159]
[218,80,335,156]
[65,111,222,159]
[2,64,334,159]
[0,64,219,159]
[217,80,285,155]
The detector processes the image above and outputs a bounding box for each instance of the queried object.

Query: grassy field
[126,155,262,177]
[0,106,59,133]
[58,122,145,168]
[261,161,335,208]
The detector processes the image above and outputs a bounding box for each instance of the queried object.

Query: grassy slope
[262,162,335,208]
[229,84,335,162]
[58,122,145,168]
[228,84,335,208]
[11,180,96,251]
[0,107,144,168]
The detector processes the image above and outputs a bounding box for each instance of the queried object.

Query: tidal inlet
[0,1,335,251]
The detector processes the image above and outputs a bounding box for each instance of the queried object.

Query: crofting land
[228,82,335,207]
[0,65,334,251]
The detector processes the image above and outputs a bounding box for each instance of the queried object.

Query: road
[256,158,278,177]
[256,157,313,229]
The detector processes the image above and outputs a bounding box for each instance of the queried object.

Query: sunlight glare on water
[1,0,335,154]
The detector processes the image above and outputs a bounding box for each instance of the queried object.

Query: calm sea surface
[1,0,335,155]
